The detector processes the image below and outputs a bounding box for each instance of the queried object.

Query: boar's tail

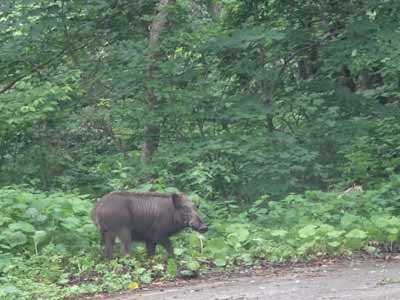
[91,200,101,222]
[91,204,111,233]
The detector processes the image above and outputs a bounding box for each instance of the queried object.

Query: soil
[88,258,400,300]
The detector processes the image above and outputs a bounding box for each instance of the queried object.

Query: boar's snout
[190,215,208,233]
[197,224,208,233]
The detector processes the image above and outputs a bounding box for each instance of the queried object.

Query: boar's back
[95,192,178,240]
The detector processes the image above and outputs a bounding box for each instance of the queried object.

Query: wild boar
[92,192,208,260]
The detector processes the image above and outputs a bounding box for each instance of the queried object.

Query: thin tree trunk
[341,65,356,92]
[141,0,175,164]
[206,0,222,19]
[258,45,275,133]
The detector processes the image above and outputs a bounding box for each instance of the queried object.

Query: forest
[1,0,400,299]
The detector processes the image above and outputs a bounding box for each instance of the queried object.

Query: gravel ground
[91,259,400,300]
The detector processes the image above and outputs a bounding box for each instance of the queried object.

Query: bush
[2,177,400,299]
[0,187,96,255]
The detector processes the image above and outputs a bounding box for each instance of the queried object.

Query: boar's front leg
[160,239,174,256]
[145,241,156,257]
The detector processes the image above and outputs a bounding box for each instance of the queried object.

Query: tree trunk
[141,0,175,164]
[206,0,222,19]
[341,65,356,92]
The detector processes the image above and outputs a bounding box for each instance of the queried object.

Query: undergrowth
[1,176,400,300]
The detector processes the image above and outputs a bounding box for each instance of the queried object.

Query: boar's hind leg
[117,228,132,257]
[160,239,174,256]
[145,241,156,257]
[104,231,116,260]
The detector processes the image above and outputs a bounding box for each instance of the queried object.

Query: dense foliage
[1,0,399,198]
[1,0,400,299]
[2,178,400,299]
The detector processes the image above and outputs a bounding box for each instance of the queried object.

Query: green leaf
[386,228,398,235]
[270,229,288,238]
[236,228,250,242]
[61,217,80,230]
[341,214,359,227]
[8,231,28,247]
[297,241,315,255]
[214,254,227,267]
[173,247,185,256]
[8,222,35,233]
[298,225,317,239]
[167,258,177,277]
[328,241,341,248]
[365,246,377,254]
[318,224,335,233]
[327,230,345,239]
[0,285,22,299]
[206,238,227,253]
[345,229,367,240]
[227,234,240,247]
[139,272,152,284]
[186,259,200,271]
[33,230,47,245]
[0,254,12,272]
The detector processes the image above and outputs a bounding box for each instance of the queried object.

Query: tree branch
[0,41,93,95]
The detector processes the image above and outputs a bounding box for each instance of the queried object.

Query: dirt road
[95,259,400,300]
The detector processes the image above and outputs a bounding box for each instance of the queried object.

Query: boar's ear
[172,193,184,209]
